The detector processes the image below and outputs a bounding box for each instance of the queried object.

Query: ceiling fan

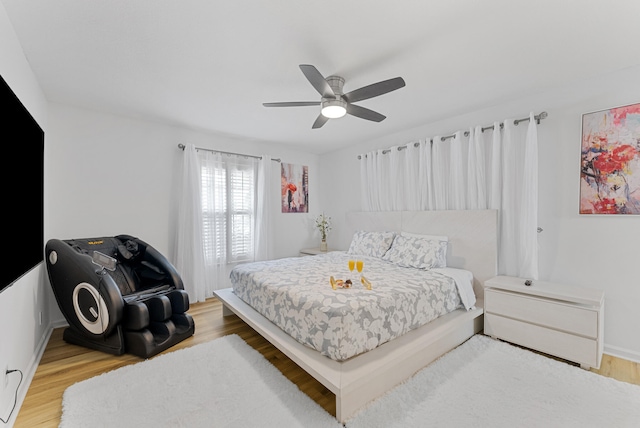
[263,64,406,129]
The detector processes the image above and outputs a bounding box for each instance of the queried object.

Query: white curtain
[467,126,487,210]
[431,136,448,210]
[359,113,539,279]
[199,150,229,297]
[174,145,271,302]
[418,140,434,210]
[403,143,421,210]
[519,114,539,279]
[449,131,468,210]
[255,155,274,261]
[174,144,207,302]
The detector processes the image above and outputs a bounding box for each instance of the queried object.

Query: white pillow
[383,234,448,269]
[347,231,396,258]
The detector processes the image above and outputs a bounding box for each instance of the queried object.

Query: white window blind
[200,155,257,265]
[228,164,255,262]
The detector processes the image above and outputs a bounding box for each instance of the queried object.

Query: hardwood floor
[14,298,334,427]
[14,298,640,427]
[592,352,640,385]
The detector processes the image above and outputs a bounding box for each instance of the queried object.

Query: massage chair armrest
[116,235,184,290]
[45,239,125,336]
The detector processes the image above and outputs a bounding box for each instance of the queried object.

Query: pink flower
[592,145,637,175]
[612,144,637,163]
[593,152,621,175]
[592,198,619,214]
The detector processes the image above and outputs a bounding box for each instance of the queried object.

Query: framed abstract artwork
[580,102,640,214]
[281,162,309,213]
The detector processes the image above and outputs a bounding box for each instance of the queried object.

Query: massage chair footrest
[122,290,190,331]
[124,313,195,358]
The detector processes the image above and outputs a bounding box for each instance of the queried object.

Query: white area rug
[60,334,341,428]
[347,334,640,428]
[61,333,640,428]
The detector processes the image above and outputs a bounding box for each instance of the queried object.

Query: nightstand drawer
[485,289,598,338]
[485,313,598,367]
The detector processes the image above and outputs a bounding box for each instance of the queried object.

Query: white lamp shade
[321,99,347,118]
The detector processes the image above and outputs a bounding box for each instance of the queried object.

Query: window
[200,155,257,265]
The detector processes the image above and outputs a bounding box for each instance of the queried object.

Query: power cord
[0,369,23,424]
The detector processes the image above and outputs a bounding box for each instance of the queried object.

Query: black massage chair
[45,235,195,358]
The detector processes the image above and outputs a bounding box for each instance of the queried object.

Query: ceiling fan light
[321,99,347,118]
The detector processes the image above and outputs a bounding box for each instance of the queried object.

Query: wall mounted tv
[0,74,44,294]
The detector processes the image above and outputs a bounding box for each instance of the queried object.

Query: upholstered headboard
[345,210,498,299]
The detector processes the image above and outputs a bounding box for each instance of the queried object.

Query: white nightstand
[299,247,336,256]
[484,275,604,370]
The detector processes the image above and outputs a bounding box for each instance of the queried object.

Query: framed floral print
[580,102,640,214]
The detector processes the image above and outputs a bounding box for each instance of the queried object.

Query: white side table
[484,275,604,369]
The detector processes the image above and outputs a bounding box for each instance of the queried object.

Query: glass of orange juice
[348,259,355,277]
[356,260,364,276]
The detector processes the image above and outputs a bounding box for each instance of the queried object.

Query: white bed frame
[214,210,497,423]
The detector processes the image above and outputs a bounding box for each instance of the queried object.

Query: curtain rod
[358,111,548,159]
[177,144,281,162]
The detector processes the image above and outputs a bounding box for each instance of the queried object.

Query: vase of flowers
[315,213,332,251]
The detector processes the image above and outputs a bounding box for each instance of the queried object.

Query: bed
[214,210,497,423]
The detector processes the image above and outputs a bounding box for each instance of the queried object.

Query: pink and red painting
[580,102,640,215]
[281,162,309,213]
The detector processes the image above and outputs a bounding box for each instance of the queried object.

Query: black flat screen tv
[0,74,44,293]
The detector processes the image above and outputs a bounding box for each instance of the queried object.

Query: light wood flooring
[14,298,640,427]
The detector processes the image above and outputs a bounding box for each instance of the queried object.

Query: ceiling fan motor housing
[321,75,347,118]
[325,75,345,96]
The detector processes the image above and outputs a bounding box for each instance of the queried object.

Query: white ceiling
[3,0,640,154]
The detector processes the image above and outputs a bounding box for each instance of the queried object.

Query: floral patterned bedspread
[230,252,468,361]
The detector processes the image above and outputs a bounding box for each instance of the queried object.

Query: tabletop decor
[315,213,332,250]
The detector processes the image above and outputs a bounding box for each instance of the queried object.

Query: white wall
[47,102,321,310]
[320,65,640,361]
[0,3,48,426]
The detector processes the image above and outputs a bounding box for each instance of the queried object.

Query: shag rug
[347,334,640,428]
[59,334,341,428]
[61,334,640,428]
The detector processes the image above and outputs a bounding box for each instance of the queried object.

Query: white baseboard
[7,323,54,427]
[52,319,69,329]
[604,344,640,364]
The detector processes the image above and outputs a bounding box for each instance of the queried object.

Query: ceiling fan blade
[299,64,335,99]
[346,104,386,122]
[343,77,405,103]
[263,101,320,107]
[312,114,329,129]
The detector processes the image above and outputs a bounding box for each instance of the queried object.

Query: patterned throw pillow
[347,231,396,258]
[382,234,448,269]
